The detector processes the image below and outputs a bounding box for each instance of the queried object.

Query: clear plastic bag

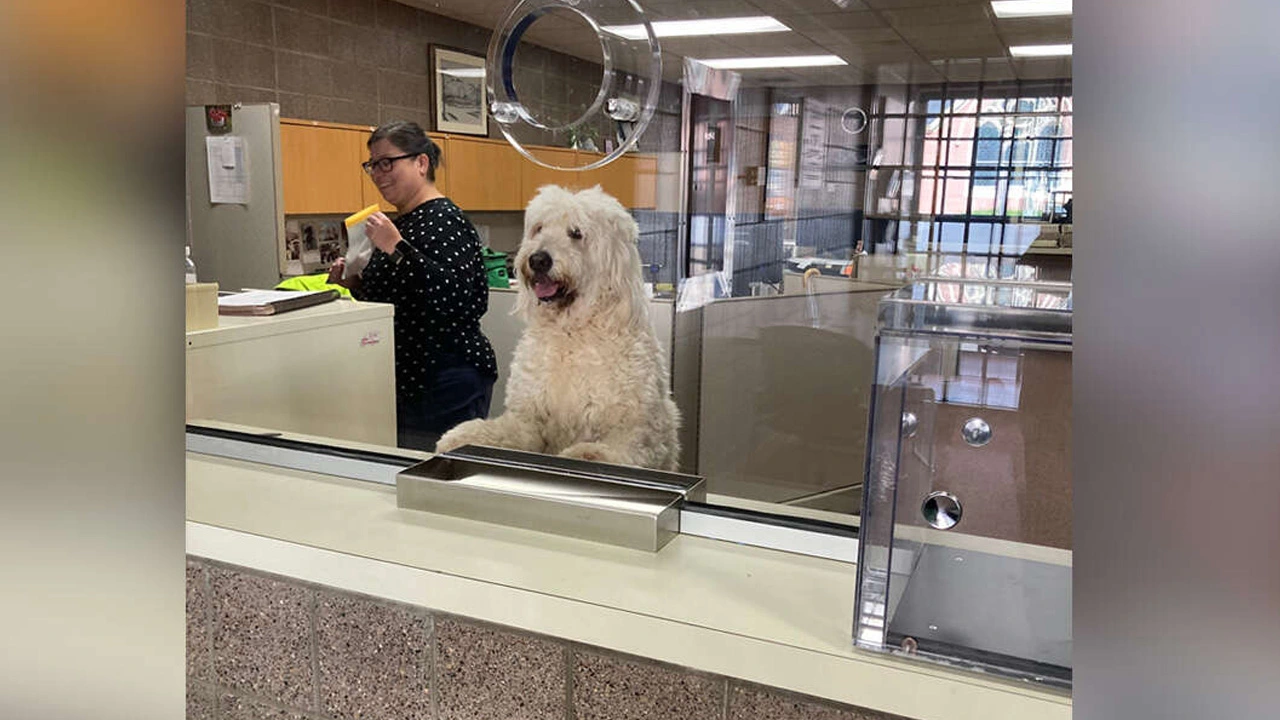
[342,204,380,280]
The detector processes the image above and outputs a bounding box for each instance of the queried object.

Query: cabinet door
[519,147,582,208]
[575,151,612,200]
[625,154,658,209]
[429,133,450,195]
[579,152,657,209]
[280,123,364,214]
[443,137,522,211]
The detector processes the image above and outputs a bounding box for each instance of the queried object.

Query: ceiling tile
[716,34,832,54]
[841,43,927,63]
[933,58,1017,82]
[911,40,1009,61]
[657,36,740,56]
[998,21,1074,46]
[775,11,886,32]
[1013,56,1072,80]
[800,27,902,46]
[865,0,987,9]
[902,61,947,82]
[881,5,991,27]
[895,22,998,40]
[640,0,765,20]
[758,0,873,15]
[994,16,1073,36]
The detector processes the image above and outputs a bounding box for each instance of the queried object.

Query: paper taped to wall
[206,136,249,204]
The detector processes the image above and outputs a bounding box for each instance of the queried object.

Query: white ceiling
[399,0,1072,85]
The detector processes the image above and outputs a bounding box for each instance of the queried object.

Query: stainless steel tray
[396,445,705,552]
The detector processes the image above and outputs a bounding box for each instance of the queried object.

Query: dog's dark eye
[567,227,583,241]
[531,223,543,236]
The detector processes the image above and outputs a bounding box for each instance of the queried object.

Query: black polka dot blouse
[351,197,498,402]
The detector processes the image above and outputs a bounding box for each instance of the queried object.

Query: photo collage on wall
[284,217,347,276]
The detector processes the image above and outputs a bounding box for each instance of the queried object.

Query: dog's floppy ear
[577,185,647,329]
[576,185,638,242]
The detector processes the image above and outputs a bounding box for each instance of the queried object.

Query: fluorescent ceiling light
[441,68,485,78]
[696,55,847,70]
[603,16,790,41]
[991,0,1072,18]
[1010,44,1073,57]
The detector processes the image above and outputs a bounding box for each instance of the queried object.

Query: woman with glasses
[328,120,497,451]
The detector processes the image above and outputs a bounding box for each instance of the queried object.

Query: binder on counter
[217,289,339,316]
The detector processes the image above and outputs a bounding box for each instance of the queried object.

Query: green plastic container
[481,248,510,288]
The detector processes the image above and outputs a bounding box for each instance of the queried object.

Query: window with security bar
[866,81,1073,259]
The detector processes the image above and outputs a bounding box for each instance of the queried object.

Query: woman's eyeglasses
[361,153,421,175]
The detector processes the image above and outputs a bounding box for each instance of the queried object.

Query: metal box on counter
[854,280,1073,688]
[398,445,705,552]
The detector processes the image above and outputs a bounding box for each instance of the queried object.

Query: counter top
[186,449,1071,720]
[185,297,393,349]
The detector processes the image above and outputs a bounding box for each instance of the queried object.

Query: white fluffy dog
[436,185,681,471]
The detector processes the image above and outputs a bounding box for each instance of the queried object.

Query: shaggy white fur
[436,184,681,471]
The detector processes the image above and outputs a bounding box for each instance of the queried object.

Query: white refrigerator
[185,102,286,292]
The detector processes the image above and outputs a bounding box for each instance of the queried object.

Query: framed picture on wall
[430,46,488,136]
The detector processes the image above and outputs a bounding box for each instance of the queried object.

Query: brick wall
[189,0,508,135]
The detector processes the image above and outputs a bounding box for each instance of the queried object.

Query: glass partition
[854,280,1072,685]
[185,0,1073,687]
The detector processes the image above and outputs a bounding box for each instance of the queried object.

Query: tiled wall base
[188,557,904,720]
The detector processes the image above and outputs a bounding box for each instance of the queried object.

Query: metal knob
[901,411,919,438]
[490,101,522,124]
[961,417,991,447]
[606,97,640,122]
[922,491,962,530]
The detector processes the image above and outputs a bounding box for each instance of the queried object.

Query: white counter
[185,441,1071,720]
[185,299,396,445]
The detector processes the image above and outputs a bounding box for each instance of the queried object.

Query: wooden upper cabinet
[575,151,612,199]
[280,122,364,215]
[516,149,660,210]
[519,147,582,208]
[621,154,658,210]
[281,118,653,215]
[442,137,522,212]
[575,152,658,210]
[428,133,450,196]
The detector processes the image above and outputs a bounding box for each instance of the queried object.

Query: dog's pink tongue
[534,279,560,299]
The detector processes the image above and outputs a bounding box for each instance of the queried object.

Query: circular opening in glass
[508,6,608,132]
[841,107,868,134]
[488,0,662,171]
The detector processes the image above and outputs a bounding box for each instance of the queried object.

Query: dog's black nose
[528,250,553,274]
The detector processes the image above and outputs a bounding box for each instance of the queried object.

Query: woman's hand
[327,258,347,287]
[366,212,403,255]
